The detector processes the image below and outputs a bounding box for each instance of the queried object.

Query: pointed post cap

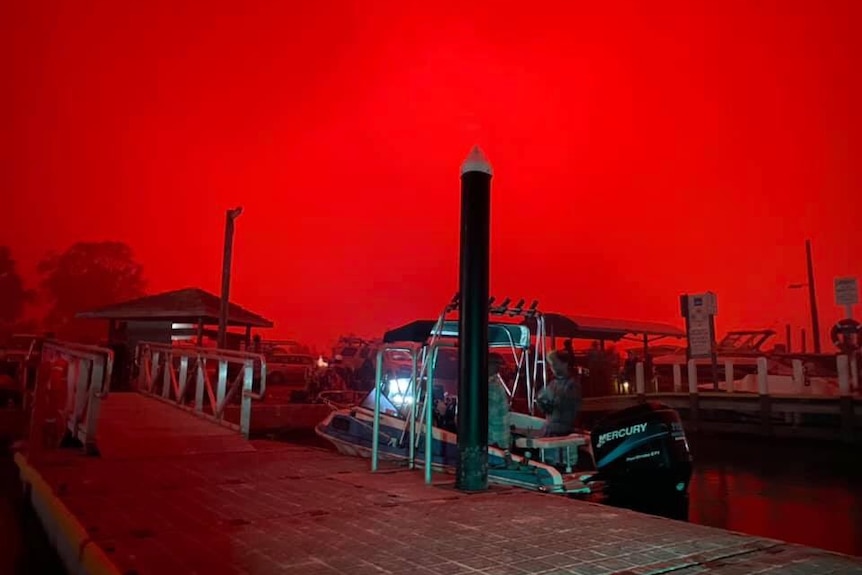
[460,146,493,176]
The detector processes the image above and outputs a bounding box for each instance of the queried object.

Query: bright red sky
[2,1,860,349]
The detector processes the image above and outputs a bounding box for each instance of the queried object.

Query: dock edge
[13,452,122,575]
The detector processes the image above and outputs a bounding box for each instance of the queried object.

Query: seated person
[487,355,511,450]
[537,350,581,437]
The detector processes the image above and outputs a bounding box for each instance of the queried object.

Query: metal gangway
[370,294,548,483]
[33,340,114,455]
[135,342,267,438]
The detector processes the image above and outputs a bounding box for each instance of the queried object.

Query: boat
[316,297,693,496]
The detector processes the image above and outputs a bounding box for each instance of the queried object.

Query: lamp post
[789,283,817,353]
[786,240,822,354]
[218,207,243,349]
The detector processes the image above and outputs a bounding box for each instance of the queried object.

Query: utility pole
[805,239,821,354]
[218,207,243,349]
[457,146,493,492]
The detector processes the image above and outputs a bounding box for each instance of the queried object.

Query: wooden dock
[14,392,862,575]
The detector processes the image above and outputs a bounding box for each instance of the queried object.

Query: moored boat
[316,297,693,496]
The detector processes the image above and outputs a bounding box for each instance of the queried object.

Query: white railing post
[195,357,205,411]
[756,357,769,395]
[756,356,771,436]
[84,356,106,453]
[687,359,699,432]
[73,358,90,429]
[838,355,851,397]
[792,359,805,392]
[635,362,645,396]
[216,360,228,407]
[837,354,854,442]
[240,359,254,438]
[724,360,734,393]
[851,355,859,393]
[687,359,698,394]
[161,354,171,398]
[673,364,682,392]
[178,356,190,400]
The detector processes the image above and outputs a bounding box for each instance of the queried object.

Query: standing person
[487,355,511,450]
[563,339,576,371]
[537,350,581,437]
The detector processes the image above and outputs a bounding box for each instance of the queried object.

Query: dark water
[687,434,862,556]
[0,443,66,575]
[605,434,862,557]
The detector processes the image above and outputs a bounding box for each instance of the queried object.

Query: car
[267,353,314,387]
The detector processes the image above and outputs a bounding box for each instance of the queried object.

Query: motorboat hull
[316,398,693,498]
[315,407,594,494]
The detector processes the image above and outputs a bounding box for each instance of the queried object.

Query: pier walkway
[15,392,862,575]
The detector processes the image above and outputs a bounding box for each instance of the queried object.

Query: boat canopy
[523,312,684,341]
[382,320,531,349]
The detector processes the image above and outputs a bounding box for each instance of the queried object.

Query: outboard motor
[590,401,692,495]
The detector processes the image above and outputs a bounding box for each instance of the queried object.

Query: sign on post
[834,277,859,307]
[683,292,717,359]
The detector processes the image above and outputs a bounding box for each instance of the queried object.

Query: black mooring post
[456,146,493,492]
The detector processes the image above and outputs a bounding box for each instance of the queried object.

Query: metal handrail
[38,340,114,454]
[135,341,268,437]
[138,341,268,399]
[43,340,115,396]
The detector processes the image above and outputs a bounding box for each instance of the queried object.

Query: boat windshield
[359,347,521,418]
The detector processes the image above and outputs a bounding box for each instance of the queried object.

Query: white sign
[689,292,718,316]
[688,318,713,358]
[686,293,717,358]
[835,277,859,307]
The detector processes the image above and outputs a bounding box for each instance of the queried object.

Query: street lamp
[218,207,243,349]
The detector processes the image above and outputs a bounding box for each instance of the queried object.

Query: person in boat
[487,354,511,450]
[563,339,576,371]
[537,350,581,437]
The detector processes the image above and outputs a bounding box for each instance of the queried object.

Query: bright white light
[317,356,328,368]
[622,381,629,394]
[388,378,413,407]
[390,394,414,406]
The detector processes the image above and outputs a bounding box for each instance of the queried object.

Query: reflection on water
[601,435,862,557]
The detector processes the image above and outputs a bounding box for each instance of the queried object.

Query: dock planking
[16,392,862,575]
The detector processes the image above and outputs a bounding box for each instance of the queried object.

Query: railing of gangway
[38,340,114,455]
[134,342,267,438]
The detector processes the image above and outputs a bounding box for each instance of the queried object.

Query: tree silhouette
[0,246,34,330]
[38,241,146,334]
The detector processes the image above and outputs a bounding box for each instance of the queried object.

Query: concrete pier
[13,391,862,575]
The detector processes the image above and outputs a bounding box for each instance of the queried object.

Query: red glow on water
[687,445,862,555]
[1,1,860,346]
